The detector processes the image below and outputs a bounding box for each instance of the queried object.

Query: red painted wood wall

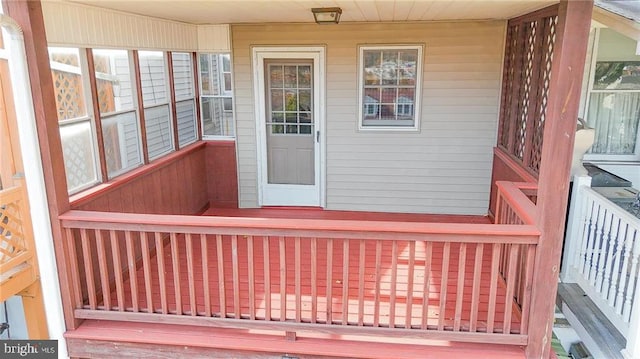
[70,143,209,214]
[69,141,239,213]
[205,141,238,209]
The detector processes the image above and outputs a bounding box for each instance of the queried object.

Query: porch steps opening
[557,283,626,359]
[65,320,527,359]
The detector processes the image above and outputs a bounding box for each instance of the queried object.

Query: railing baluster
[438,242,450,331]
[216,234,226,318]
[326,238,334,324]
[590,205,606,286]
[454,242,466,331]
[421,242,433,330]
[374,240,382,327]
[487,243,501,333]
[609,221,625,307]
[80,229,97,310]
[65,228,82,308]
[342,239,349,325]
[617,223,633,315]
[232,235,240,319]
[201,234,211,317]
[109,230,125,312]
[125,231,139,312]
[583,200,599,278]
[279,236,286,322]
[624,229,639,322]
[503,244,519,334]
[596,211,614,293]
[95,230,111,310]
[405,241,416,329]
[311,237,317,323]
[263,236,271,320]
[358,239,366,326]
[295,236,301,323]
[573,186,591,271]
[155,232,168,314]
[470,243,483,332]
[520,244,536,335]
[186,233,197,316]
[389,240,398,328]
[170,232,181,315]
[247,235,255,320]
[140,232,153,313]
[602,217,620,303]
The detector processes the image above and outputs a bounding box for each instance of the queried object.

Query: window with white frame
[199,53,234,138]
[359,45,422,130]
[49,47,99,194]
[92,49,143,178]
[171,52,198,147]
[585,61,640,160]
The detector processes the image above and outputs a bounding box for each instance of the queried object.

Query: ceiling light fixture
[311,7,342,24]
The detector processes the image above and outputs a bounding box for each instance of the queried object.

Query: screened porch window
[199,53,234,138]
[138,51,174,160]
[586,61,640,160]
[171,52,197,148]
[358,45,422,130]
[49,47,99,194]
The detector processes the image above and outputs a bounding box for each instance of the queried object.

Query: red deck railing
[59,181,539,346]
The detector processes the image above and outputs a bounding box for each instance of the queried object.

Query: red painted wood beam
[526,0,593,358]
[2,0,77,328]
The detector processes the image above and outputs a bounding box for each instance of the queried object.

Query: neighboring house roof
[595,0,640,24]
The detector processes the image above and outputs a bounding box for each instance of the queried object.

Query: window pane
[93,49,135,114]
[399,50,418,86]
[593,62,640,90]
[172,52,194,101]
[587,92,639,154]
[363,51,381,86]
[199,53,231,96]
[144,105,173,159]
[202,97,234,137]
[49,47,87,121]
[138,51,168,107]
[382,51,399,85]
[102,111,142,177]
[60,121,97,192]
[176,99,197,147]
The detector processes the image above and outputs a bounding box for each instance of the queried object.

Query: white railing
[563,176,640,341]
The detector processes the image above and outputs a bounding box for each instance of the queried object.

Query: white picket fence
[563,176,640,354]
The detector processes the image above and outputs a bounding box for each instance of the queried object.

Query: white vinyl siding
[233,22,504,215]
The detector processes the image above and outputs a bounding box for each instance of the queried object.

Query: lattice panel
[0,194,27,264]
[97,79,116,113]
[61,126,95,191]
[528,16,558,173]
[52,71,86,121]
[497,6,559,176]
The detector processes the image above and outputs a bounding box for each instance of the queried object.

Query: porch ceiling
[65,0,559,25]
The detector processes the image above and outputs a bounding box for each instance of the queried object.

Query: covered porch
[0,0,595,358]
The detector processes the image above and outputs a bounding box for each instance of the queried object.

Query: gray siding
[232,22,505,215]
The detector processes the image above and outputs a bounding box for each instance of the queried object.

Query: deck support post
[285,331,297,342]
[526,0,593,358]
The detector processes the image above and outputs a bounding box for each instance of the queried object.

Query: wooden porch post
[526,0,593,358]
[2,0,77,330]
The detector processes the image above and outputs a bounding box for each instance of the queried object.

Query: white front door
[253,47,325,207]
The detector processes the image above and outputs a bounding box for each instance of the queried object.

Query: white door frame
[252,46,326,207]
